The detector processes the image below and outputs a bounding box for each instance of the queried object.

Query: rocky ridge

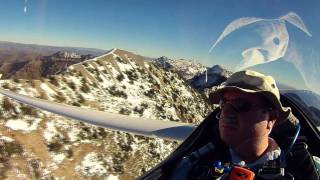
[153,56,207,80]
[0,49,212,179]
[152,57,232,93]
[189,65,232,91]
[0,51,95,79]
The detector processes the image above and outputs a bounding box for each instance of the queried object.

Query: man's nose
[221,103,237,116]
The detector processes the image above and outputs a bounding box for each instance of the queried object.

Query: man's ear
[267,120,275,130]
[267,110,279,129]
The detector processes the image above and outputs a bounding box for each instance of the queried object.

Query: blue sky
[0,0,319,91]
[0,0,318,59]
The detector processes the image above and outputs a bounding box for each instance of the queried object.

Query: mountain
[153,56,207,80]
[0,41,106,64]
[189,65,232,91]
[152,57,232,91]
[282,90,320,110]
[0,49,212,179]
[0,51,96,79]
[0,41,107,79]
[282,90,320,126]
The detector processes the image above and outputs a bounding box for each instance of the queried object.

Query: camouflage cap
[209,70,291,126]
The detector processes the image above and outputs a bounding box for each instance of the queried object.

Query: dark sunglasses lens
[219,99,253,112]
[233,100,252,112]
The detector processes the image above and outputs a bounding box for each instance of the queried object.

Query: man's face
[218,90,275,150]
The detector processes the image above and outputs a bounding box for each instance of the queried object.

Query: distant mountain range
[0,41,106,60]
[152,56,232,91]
[153,56,207,80]
[0,41,108,79]
[0,51,96,79]
[0,42,233,91]
[282,90,320,126]
[189,65,232,90]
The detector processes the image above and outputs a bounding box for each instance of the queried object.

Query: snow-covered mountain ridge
[152,56,232,91]
[0,49,212,179]
[190,65,233,91]
[153,56,207,80]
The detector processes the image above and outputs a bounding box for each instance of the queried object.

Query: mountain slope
[152,57,232,92]
[0,49,212,179]
[0,51,95,79]
[153,56,207,80]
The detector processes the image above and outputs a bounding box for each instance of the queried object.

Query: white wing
[0,88,195,141]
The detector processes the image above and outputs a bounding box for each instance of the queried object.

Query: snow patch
[43,121,59,142]
[52,153,66,164]
[43,162,59,175]
[0,135,14,142]
[40,83,56,96]
[5,118,42,132]
[75,152,107,176]
[68,127,81,142]
[68,75,82,86]
[80,92,96,101]
[107,174,119,180]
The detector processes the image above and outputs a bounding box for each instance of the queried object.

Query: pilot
[209,70,287,169]
[171,70,319,180]
[207,70,320,179]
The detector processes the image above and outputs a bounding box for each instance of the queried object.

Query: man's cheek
[219,125,240,143]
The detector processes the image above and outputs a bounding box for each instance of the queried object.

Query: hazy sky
[0,0,319,92]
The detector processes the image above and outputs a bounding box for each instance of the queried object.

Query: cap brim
[209,86,258,104]
[209,86,291,126]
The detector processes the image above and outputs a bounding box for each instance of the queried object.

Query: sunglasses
[219,98,272,113]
